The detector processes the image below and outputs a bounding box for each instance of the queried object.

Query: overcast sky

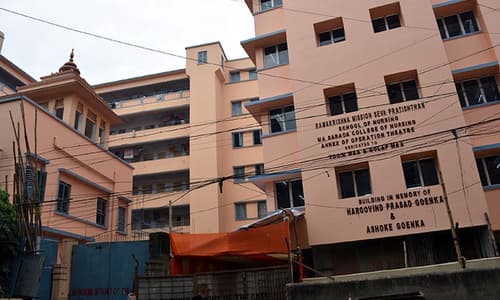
[0,0,254,85]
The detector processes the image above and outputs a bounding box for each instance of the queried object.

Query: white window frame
[269,105,296,134]
[318,27,346,46]
[232,132,244,148]
[402,157,440,189]
[455,76,500,108]
[264,43,288,68]
[437,11,480,40]
[337,167,372,199]
[260,0,282,11]
[476,155,500,187]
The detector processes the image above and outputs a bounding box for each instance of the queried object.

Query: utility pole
[440,129,465,268]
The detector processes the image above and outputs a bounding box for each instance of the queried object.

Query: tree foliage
[0,189,19,296]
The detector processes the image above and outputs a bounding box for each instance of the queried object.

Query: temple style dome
[59,49,80,75]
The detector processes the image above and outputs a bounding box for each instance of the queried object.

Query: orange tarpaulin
[170,222,289,257]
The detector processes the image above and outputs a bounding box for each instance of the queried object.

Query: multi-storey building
[241,0,500,274]
[94,42,265,234]
[0,43,133,244]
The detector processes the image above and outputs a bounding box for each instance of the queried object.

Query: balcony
[110,90,190,115]
[131,205,190,232]
[111,137,189,165]
[109,124,190,147]
[133,155,190,176]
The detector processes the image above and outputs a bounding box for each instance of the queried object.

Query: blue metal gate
[37,238,58,300]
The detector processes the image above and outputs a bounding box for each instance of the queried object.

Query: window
[85,110,97,140]
[386,80,419,103]
[455,76,500,108]
[257,201,267,218]
[55,99,64,120]
[370,3,402,33]
[476,155,500,187]
[232,132,243,147]
[255,164,265,175]
[253,129,262,145]
[260,0,282,11]
[372,14,401,32]
[230,71,240,83]
[74,103,83,130]
[318,28,346,46]
[56,181,71,213]
[437,11,479,39]
[328,91,358,116]
[117,206,126,233]
[96,197,107,226]
[235,203,247,220]
[99,121,106,147]
[264,43,288,68]
[232,101,243,116]
[234,166,246,183]
[402,158,440,188]
[276,180,304,208]
[198,51,207,64]
[249,69,257,80]
[338,167,372,198]
[270,105,296,133]
[234,164,263,183]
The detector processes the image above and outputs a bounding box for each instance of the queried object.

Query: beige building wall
[97,42,264,234]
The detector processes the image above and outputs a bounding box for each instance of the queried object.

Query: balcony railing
[110,90,190,110]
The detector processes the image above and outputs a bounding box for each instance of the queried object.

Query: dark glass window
[234,167,245,183]
[372,18,387,33]
[328,91,358,115]
[253,129,262,145]
[96,197,107,226]
[318,28,345,46]
[338,168,372,198]
[476,155,500,186]
[232,132,243,147]
[117,206,126,232]
[235,203,247,220]
[456,76,499,107]
[276,180,304,208]
[387,80,419,103]
[437,11,480,39]
[270,105,296,133]
[255,164,265,175]
[402,158,439,188]
[387,83,404,103]
[56,181,71,213]
[386,14,401,29]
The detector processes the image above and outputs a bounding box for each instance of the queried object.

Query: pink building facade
[242,0,500,274]
[0,50,134,248]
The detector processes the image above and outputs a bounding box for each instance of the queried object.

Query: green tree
[0,189,19,296]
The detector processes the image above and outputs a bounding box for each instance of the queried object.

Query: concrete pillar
[51,238,78,300]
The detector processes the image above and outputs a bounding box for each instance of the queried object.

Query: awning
[170,222,289,257]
